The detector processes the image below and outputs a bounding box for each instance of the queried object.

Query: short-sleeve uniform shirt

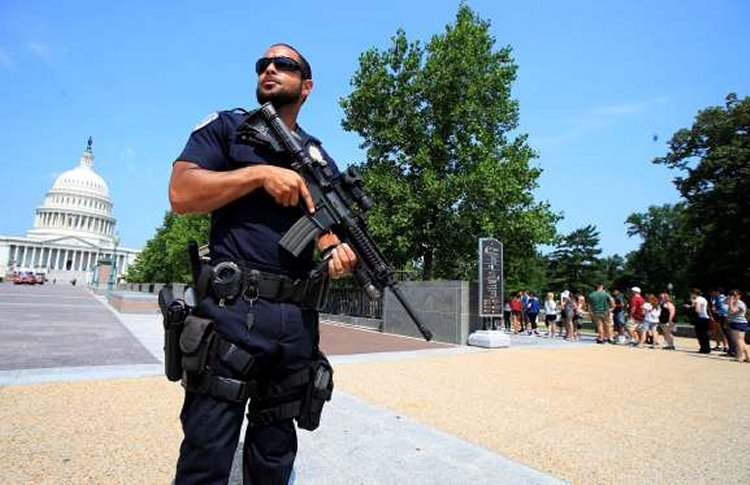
[176,110,340,277]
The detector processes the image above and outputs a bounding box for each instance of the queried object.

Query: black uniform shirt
[176,110,340,277]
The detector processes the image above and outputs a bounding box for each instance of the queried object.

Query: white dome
[26,139,117,246]
[51,149,110,198]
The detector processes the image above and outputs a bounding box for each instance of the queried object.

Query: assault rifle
[247,102,433,341]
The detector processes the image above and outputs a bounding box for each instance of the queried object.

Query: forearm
[169,161,265,214]
[728,301,740,315]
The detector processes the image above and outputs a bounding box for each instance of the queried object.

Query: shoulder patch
[193,112,219,132]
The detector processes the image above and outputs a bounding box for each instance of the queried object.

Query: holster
[159,288,189,382]
[295,349,334,431]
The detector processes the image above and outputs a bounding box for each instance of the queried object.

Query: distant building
[0,139,139,285]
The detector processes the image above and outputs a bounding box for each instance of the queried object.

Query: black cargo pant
[175,296,317,485]
[694,317,711,353]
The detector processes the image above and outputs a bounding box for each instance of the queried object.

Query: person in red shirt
[628,287,646,346]
[510,292,523,334]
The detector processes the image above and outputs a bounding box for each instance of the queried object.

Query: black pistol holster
[295,349,334,431]
[246,349,333,431]
[158,286,189,382]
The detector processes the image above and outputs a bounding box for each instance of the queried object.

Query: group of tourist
[502,286,749,363]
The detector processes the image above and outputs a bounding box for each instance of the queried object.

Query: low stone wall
[384,281,476,344]
[107,291,159,314]
[100,280,712,344]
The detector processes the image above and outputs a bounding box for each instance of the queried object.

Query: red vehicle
[13,271,38,285]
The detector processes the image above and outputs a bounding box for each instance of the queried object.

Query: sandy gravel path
[1,336,748,484]
[333,336,750,484]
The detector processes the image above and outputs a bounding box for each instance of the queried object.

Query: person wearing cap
[628,287,645,346]
[169,43,357,483]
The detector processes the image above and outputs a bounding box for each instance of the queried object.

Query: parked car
[13,271,38,285]
[34,272,46,284]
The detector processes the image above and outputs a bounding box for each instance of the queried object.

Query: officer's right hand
[260,165,315,213]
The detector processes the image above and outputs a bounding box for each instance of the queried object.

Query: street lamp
[108,233,119,291]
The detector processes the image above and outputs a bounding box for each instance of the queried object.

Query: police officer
[169,43,357,484]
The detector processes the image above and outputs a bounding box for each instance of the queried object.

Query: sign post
[469,238,510,348]
[478,238,503,327]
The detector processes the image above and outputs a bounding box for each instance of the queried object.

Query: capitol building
[0,139,139,285]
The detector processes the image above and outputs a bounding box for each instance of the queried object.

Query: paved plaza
[1,282,748,484]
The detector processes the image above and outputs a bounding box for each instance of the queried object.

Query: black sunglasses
[255,56,305,76]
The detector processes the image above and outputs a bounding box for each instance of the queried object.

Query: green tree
[624,203,697,295]
[546,225,603,294]
[340,3,558,281]
[126,211,209,283]
[599,253,628,291]
[654,93,750,290]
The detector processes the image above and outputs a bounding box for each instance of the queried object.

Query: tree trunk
[422,250,434,281]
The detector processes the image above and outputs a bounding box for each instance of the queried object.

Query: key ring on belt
[242,269,260,305]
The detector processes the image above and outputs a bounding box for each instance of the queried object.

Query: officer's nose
[260,61,278,76]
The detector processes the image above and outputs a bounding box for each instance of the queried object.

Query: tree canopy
[545,225,604,295]
[126,212,209,284]
[624,203,697,295]
[653,93,750,290]
[340,3,558,281]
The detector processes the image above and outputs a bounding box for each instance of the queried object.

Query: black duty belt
[199,260,327,309]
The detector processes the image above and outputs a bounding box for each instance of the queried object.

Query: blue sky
[1,0,748,257]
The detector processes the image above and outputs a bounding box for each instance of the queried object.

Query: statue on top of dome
[87,136,93,151]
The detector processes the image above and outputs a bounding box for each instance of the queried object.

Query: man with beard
[169,43,357,484]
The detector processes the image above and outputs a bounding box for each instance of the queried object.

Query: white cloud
[27,41,52,65]
[0,47,13,69]
[593,97,670,116]
[536,96,671,148]
[120,147,137,172]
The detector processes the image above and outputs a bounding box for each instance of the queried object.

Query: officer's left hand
[328,243,357,279]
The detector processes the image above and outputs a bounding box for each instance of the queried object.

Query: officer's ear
[301,78,313,101]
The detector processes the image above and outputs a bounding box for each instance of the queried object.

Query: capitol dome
[26,138,117,246]
[51,154,110,199]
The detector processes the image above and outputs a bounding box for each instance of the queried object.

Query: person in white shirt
[544,292,557,338]
[640,294,662,348]
[689,288,712,354]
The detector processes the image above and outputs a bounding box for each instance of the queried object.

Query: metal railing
[320,286,382,319]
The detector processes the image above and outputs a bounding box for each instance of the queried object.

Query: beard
[256,81,303,108]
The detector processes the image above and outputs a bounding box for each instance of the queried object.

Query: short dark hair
[270,43,312,79]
